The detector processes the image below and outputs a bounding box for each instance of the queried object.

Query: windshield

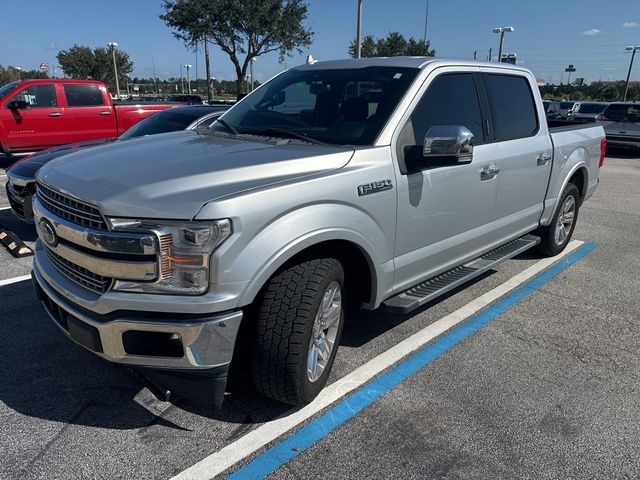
[577,103,606,114]
[213,66,419,146]
[0,81,20,100]
[119,108,208,139]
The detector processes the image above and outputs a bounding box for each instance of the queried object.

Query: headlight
[106,218,232,295]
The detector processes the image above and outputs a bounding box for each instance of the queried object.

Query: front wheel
[537,183,580,256]
[251,258,345,406]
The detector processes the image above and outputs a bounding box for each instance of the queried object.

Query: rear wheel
[537,183,580,256]
[251,258,345,406]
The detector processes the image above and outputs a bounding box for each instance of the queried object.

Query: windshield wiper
[214,118,239,135]
[240,127,329,146]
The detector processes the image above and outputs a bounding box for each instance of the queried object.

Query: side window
[64,84,104,107]
[483,74,538,141]
[397,73,485,167]
[10,85,57,107]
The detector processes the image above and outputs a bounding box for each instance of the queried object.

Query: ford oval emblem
[39,218,58,247]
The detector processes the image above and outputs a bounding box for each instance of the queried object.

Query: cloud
[623,22,640,28]
[46,43,57,50]
[581,28,602,36]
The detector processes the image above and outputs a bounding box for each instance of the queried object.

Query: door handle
[480,165,500,181]
[48,112,63,117]
[98,111,112,116]
[537,153,552,166]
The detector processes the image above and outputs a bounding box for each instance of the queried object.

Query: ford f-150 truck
[30,58,605,408]
[0,79,174,155]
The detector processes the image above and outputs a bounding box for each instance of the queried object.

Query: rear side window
[64,84,104,107]
[484,74,538,141]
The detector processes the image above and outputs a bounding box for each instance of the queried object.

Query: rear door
[480,71,553,235]
[0,83,64,151]
[60,83,117,142]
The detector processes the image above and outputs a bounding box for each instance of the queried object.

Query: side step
[383,234,540,314]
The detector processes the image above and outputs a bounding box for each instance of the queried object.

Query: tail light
[599,138,606,168]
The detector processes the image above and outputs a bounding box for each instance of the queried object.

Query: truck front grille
[44,245,112,294]
[36,182,107,231]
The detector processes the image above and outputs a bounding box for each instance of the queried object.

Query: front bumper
[5,177,34,222]
[32,257,243,371]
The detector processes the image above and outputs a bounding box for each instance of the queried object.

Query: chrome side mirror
[423,125,474,163]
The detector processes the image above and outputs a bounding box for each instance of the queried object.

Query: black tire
[251,258,345,406]
[537,183,580,256]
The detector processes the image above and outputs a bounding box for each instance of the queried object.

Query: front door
[392,70,501,292]
[1,83,64,151]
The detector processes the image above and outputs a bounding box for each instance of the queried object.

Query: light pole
[492,26,514,62]
[184,64,192,94]
[623,46,640,101]
[249,57,256,92]
[355,0,363,58]
[107,42,120,98]
[14,66,22,80]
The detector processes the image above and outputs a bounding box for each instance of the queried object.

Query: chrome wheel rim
[554,195,576,245]
[307,281,342,383]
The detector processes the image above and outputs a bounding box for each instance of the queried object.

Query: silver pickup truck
[30,58,605,408]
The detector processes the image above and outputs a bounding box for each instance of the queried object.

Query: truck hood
[36,130,354,219]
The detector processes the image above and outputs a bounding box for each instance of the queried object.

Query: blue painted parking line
[227,242,598,480]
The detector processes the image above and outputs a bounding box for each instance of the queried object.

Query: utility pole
[488,48,492,61]
[180,64,184,93]
[250,58,255,92]
[107,42,120,98]
[473,50,477,60]
[355,0,363,58]
[204,35,212,102]
[152,57,157,94]
[624,46,640,101]
[423,0,429,45]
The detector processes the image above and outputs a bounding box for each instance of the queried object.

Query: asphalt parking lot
[1,151,639,479]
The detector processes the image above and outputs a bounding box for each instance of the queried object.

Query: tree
[57,44,134,94]
[161,0,313,99]
[0,66,48,85]
[349,32,436,58]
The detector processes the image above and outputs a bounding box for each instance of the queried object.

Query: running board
[383,234,541,314]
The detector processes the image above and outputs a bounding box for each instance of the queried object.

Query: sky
[1,0,640,85]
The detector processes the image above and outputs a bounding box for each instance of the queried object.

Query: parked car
[567,102,608,122]
[5,105,227,221]
[599,102,640,149]
[165,94,205,105]
[0,79,176,155]
[543,100,562,119]
[558,101,576,119]
[30,58,604,408]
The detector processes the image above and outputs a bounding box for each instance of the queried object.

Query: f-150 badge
[357,179,393,196]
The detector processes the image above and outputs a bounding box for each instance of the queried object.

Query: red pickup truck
[0,79,174,154]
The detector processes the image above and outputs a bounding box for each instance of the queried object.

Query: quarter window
[64,84,104,107]
[10,85,57,107]
[483,74,538,141]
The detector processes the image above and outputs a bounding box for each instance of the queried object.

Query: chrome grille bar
[44,246,112,294]
[37,182,107,230]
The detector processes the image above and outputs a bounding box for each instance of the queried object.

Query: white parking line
[0,274,32,287]
[172,240,584,480]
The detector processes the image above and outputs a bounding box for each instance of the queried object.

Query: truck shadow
[0,281,289,431]
[0,209,38,243]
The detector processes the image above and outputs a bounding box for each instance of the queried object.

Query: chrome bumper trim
[33,264,243,370]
